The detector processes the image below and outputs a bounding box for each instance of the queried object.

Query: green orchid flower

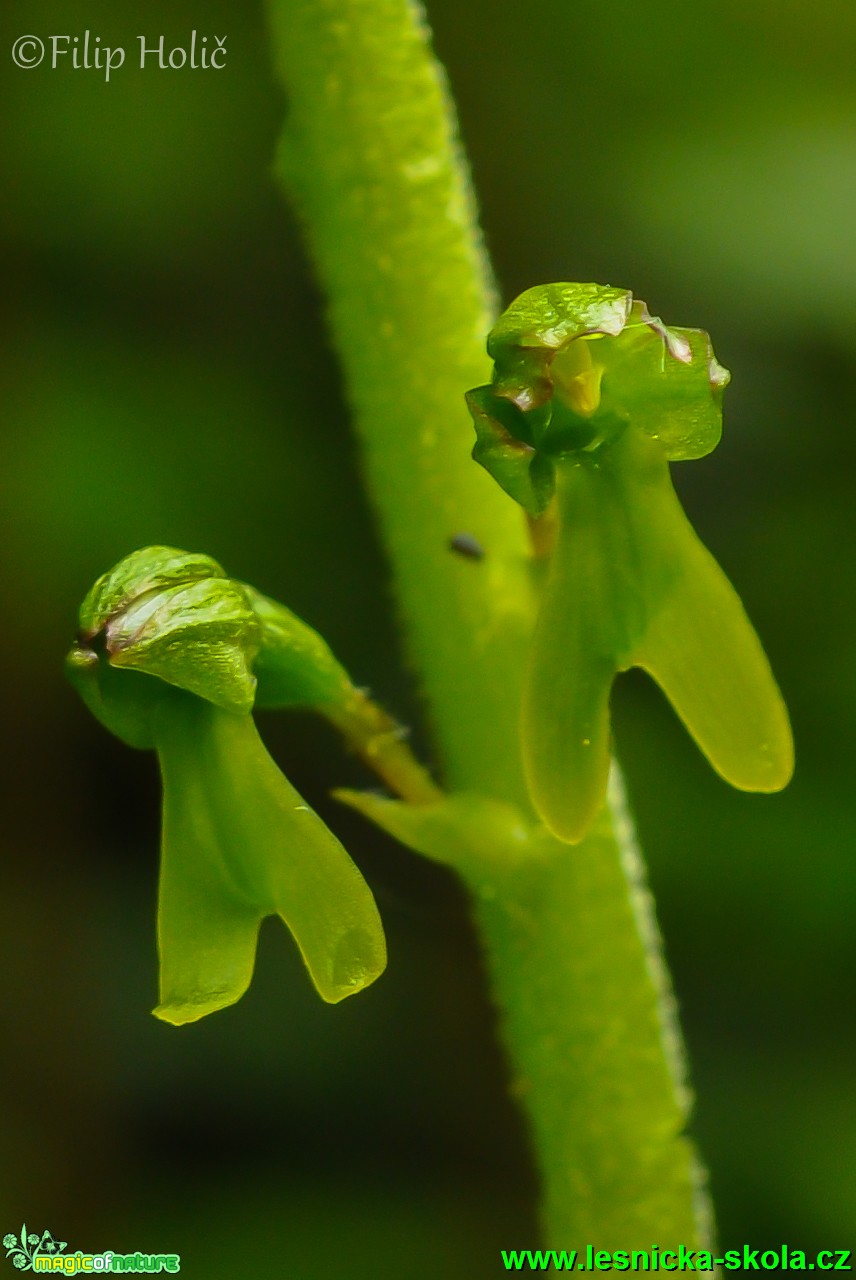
[67,546,386,1024]
[467,284,794,844]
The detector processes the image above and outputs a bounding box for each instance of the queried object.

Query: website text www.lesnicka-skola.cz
[500,1245,852,1272]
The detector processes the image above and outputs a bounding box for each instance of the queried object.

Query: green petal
[155,782,262,1025]
[466,385,555,517]
[64,649,161,750]
[602,323,727,461]
[152,696,386,1023]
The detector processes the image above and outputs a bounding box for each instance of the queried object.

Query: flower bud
[75,545,261,716]
[467,283,729,516]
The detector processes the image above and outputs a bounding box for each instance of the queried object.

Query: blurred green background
[2,0,854,1271]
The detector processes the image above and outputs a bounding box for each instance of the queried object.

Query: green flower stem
[267,0,710,1245]
[243,583,443,804]
[326,690,443,806]
[266,0,535,801]
[469,776,707,1244]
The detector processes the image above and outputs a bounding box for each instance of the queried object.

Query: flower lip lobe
[152,697,387,1023]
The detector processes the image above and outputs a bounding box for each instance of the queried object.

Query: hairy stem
[267,0,535,801]
[327,688,443,806]
[267,0,710,1247]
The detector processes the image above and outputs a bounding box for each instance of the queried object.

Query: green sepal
[153,695,387,1024]
[74,546,261,715]
[243,585,355,712]
[71,546,371,723]
[524,435,794,843]
[466,386,555,517]
[487,282,632,389]
[78,546,227,639]
[103,577,260,714]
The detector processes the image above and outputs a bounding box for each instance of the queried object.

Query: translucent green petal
[64,648,161,750]
[603,324,727,461]
[523,639,615,845]
[522,451,649,843]
[524,432,793,841]
[466,385,554,517]
[152,696,386,1022]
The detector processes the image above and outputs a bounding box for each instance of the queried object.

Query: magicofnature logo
[3,1227,179,1274]
[3,1228,66,1271]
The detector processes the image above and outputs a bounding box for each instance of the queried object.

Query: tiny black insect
[449,532,485,560]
